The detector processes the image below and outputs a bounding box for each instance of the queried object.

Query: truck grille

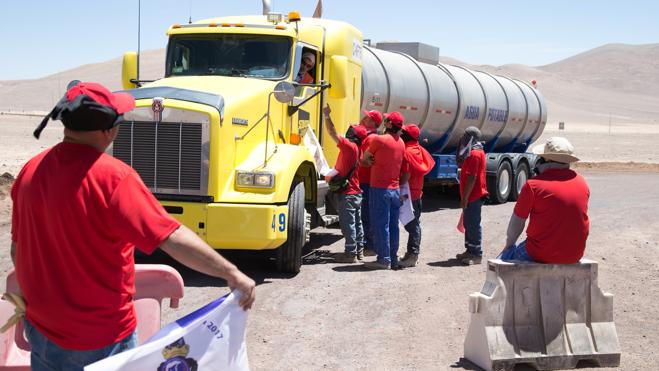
[113,121,204,192]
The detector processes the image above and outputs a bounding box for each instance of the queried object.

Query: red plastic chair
[0,264,184,370]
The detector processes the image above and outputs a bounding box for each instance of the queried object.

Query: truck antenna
[137,0,141,84]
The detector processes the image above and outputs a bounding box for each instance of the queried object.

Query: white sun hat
[531,137,580,163]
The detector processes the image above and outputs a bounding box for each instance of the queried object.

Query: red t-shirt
[359,134,375,185]
[334,137,361,195]
[11,142,180,350]
[368,133,408,189]
[405,142,436,200]
[513,168,590,264]
[459,149,488,203]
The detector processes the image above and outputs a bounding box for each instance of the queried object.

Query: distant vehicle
[115,2,546,273]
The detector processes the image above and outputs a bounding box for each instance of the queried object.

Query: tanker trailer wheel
[276,181,308,273]
[491,161,513,204]
[511,162,529,201]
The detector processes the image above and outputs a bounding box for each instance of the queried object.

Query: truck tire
[276,181,307,273]
[491,161,513,204]
[511,162,529,201]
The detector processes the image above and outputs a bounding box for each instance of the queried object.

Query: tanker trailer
[361,43,547,203]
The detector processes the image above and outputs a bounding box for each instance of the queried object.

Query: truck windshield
[166,34,292,79]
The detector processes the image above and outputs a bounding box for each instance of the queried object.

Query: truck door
[291,44,321,147]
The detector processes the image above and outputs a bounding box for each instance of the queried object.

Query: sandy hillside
[1,43,658,134]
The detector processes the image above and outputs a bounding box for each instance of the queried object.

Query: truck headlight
[236,171,275,188]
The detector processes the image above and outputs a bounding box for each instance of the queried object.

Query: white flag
[85,291,249,371]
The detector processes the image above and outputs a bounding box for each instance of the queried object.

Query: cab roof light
[172,24,182,29]
[275,25,286,30]
[234,23,245,27]
[221,23,230,27]
[208,23,217,27]
[288,11,301,22]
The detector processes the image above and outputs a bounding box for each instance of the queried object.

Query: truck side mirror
[329,56,348,99]
[273,82,295,103]
[122,52,138,90]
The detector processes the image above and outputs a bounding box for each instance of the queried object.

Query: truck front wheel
[276,181,307,273]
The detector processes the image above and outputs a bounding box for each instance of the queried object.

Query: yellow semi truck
[116,6,546,273]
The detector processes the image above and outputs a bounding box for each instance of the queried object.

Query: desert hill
[1,44,658,130]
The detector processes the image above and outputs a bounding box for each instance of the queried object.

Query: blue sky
[2,0,658,80]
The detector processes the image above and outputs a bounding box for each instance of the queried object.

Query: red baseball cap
[349,124,369,141]
[34,81,136,139]
[402,124,420,140]
[362,109,383,126]
[384,111,405,128]
[66,82,135,114]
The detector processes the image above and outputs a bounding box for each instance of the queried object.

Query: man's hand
[460,198,468,210]
[361,151,374,167]
[323,105,331,117]
[324,175,333,182]
[400,194,409,203]
[226,269,256,310]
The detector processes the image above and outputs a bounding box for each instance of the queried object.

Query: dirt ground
[1,115,658,370]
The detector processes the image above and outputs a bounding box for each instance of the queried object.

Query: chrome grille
[113,121,204,193]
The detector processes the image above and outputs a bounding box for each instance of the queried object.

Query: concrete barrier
[464,259,620,371]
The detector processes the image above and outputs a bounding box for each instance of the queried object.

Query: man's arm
[460,175,476,209]
[160,226,256,310]
[322,105,339,144]
[501,214,526,254]
[362,150,374,167]
[10,241,16,266]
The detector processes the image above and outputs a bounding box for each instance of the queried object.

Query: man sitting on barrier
[498,137,590,264]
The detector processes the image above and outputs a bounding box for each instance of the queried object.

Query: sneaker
[399,253,419,268]
[460,254,482,265]
[356,248,364,261]
[455,251,471,259]
[335,252,357,264]
[363,261,391,270]
[363,249,376,257]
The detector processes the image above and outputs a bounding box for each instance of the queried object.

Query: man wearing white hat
[499,137,590,264]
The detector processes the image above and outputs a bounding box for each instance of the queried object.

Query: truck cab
[117,13,364,272]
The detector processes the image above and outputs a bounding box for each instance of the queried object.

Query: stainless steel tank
[361,45,547,154]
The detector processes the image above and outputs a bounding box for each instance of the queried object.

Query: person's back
[515,168,590,263]
[369,133,406,189]
[12,142,177,349]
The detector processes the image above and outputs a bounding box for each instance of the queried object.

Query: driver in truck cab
[295,52,315,84]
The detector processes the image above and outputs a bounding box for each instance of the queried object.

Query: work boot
[455,250,471,260]
[335,252,357,264]
[399,253,419,268]
[460,253,482,265]
[356,248,364,261]
[363,248,376,257]
[363,261,391,270]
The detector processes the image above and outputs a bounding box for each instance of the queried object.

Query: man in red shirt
[357,109,383,256]
[361,112,410,270]
[456,126,488,265]
[399,124,435,267]
[11,81,255,370]
[499,137,590,264]
[323,105,369,263]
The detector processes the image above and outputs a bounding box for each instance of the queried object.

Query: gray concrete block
[463,259,621,370]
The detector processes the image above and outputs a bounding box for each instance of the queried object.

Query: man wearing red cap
[399,124,435,267]
[361,111,410,270]
[323,105,369,263]
[357,109,383,256]
[11,81,255,370]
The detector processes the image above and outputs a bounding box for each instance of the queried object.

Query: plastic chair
[0,264,185,370]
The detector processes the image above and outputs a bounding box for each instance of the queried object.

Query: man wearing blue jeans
[456,126,489,265]
[361,112,409,270]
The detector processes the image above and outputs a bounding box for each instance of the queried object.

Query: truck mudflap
[161,201,288,250]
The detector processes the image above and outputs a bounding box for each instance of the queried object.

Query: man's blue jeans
[463,197,484,257]
[338,193,364,254]
[498,240,534,262]
[369,187,401,267]
[404,198,422,255]
[360,183,373,249]
[24,319,137,371]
